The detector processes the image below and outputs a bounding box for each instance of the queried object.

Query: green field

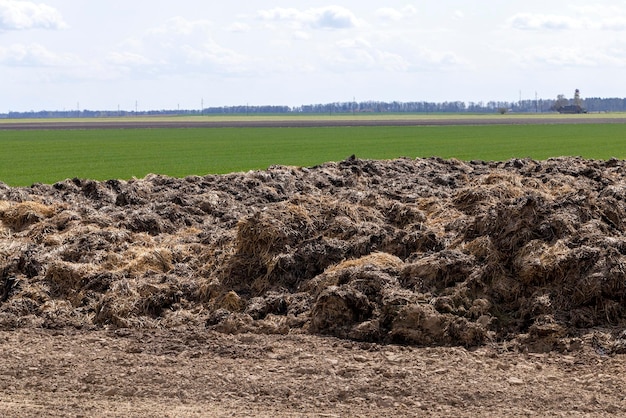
[1,123,626,186]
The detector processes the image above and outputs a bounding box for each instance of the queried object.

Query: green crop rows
[1,123,626,186]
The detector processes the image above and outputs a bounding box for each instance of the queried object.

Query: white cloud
[0,42,131,88]
[376,5,417,21]
[0,43,76,66]
[293,30,311,40]
[259,6,361,29]
[403,5,418,17]
[336,38,371,49]
[601,17,626,31]
[571,4,626,21]
[258,7,300,22]
[409,48,466,71]
[107,51,152,66]
[507,13,581,30]
[314,37,386,71]
[180,41,246,69]
[508,9,626,32]
[115,17,248,77]
[0,0,67,31]
[227,22,251,33]
[315,6,359,29]
[147,16,212,37]
[512,45,625,68]
[322,37,464,74]
[376,8,403,21]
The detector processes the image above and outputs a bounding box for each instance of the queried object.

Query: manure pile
[3,156,626,350]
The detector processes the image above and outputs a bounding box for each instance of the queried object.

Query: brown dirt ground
[4,154,626,416]
[2,328,626,417]
[1,115,626,130]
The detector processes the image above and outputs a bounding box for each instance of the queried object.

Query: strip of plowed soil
[1,115,626,130]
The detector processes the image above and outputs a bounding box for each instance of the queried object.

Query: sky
[2,0,626,112]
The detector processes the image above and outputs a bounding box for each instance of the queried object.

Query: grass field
[1,123,626,186]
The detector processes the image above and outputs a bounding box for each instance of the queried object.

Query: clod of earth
[3,156,626,352]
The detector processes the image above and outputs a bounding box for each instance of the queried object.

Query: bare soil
[3,156,626,416]
[2,327,626,417]
[2,115,626,130]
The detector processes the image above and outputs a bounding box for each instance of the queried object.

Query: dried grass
[0,201,56,231]
[326,252,404,274]
[302,252,403,297]
[215,290,244,312]
[121,247,173,275]
[45,260,95,298]
[513,240,570,285]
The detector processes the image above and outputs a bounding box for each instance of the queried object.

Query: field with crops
[2,121,626,186]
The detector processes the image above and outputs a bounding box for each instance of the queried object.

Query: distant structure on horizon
[555,89,587,114]
[11,88,626,118]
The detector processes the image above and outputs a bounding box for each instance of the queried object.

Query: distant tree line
[3,97,626,118]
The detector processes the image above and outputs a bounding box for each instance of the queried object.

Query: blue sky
[2,0,626,111]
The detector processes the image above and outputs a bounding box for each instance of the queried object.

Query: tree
[551,94,568,112]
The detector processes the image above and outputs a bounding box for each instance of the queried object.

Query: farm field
[2,122,626,186]
[4,116,626,416]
